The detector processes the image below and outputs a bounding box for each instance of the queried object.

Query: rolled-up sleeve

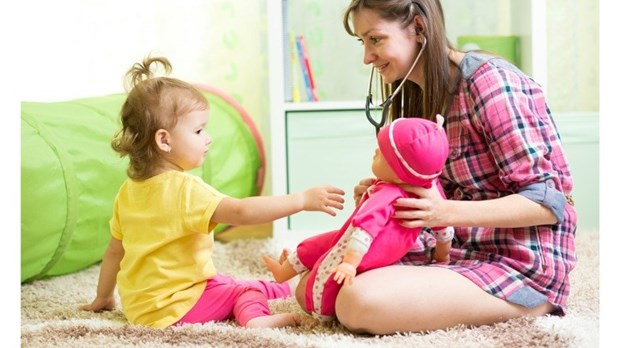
[518,180,566,223]
[466,59,570,225]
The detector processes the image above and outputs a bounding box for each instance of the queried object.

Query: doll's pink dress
[287,179,446,321]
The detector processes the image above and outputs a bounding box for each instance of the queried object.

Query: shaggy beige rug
[21,230,599,347]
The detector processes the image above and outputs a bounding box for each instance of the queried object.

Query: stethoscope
[365,35,427,135]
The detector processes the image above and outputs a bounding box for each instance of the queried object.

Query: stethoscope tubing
[365,36,427,135]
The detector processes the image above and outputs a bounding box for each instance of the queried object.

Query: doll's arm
[332,248,364,286]
[332,228,371,285]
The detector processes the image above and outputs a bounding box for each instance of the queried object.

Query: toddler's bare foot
[245,313,301,328]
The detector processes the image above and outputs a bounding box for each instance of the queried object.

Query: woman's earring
[435,114,445,129]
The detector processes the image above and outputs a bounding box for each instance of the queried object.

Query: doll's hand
[353,177,376,206]
[80,296,116,312]
[302,185,345,216]
[332,262,357,285]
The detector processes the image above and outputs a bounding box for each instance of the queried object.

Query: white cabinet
[267,0,546,243]
[267,1,372,244]
[286,104,376,237]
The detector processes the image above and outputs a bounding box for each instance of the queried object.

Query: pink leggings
[174,273,291,327]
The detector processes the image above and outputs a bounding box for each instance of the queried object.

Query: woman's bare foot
[245,313,301,328]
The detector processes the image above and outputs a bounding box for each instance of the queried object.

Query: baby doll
[263,116,454,321]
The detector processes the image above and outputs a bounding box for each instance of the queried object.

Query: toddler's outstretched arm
[213,185,345,226]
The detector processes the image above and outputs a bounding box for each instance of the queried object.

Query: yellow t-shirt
[110,171,225,328]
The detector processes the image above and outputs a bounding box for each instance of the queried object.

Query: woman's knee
[334,283,374,333]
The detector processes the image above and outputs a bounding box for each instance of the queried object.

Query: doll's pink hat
[377,116,449,188]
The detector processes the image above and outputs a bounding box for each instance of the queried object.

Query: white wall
[16,0,215,102]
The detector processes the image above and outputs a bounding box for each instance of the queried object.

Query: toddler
[81,56,345,329]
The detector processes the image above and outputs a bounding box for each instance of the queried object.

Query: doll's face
[371,148,401,183]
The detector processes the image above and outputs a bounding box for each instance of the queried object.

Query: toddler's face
[167,109,211,171]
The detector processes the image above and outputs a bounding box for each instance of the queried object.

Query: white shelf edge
[284,100,365,111]
[267,1,289,239]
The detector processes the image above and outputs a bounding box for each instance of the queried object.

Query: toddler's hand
[81,297,116,312]
[302,185,345,216]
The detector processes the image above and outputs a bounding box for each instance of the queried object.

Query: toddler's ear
[155,129,172,153]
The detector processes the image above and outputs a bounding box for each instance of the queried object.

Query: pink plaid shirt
[400,52,577,314]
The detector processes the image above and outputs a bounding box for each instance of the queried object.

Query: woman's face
[352,8,423,85]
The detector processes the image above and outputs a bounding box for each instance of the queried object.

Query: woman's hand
[393,181,449,229]
[353,177,376,206]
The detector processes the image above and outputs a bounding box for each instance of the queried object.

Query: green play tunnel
[21,85,265,283]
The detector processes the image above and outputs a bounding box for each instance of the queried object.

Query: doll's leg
[279,248,290,263]
[296,229,340,266]
[303,260,342,321]
[305,227,359,321]
[263,229,340,283]
[262,256,299,283]
[317,277,342,320]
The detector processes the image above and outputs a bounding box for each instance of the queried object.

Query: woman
[293,0,577,334]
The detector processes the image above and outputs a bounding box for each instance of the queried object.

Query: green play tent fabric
[21,84,265,283]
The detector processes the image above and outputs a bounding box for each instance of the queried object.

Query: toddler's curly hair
[111,56,209,181]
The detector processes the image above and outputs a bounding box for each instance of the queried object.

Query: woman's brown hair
[343,0,460,122]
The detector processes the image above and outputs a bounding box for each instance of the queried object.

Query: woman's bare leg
[294,271,311,314]
[335,265,554,335]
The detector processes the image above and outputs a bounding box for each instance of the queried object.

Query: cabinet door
[286,110,376,232]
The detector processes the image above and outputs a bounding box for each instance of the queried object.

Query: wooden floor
[214,222,273,243]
